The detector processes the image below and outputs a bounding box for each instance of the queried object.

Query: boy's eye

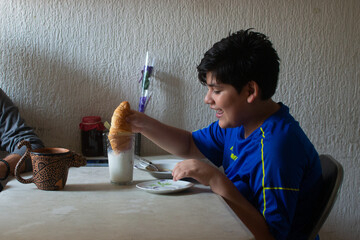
[213,90,221,94]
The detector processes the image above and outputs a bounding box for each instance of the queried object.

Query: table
[0,156,254,240]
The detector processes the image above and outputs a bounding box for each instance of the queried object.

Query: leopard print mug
[14,140,87,190]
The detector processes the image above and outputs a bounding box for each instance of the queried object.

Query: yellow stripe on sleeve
[260,128,266,218]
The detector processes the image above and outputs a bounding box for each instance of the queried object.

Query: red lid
[81,116,102,124]
[79,116,105,131]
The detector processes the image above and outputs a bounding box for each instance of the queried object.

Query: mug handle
[15,140,34,184]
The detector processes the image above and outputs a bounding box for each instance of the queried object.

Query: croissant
[108,101,132,152]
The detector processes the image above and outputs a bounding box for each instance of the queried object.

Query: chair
[305,154,344,240]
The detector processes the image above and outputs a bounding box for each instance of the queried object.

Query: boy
[127,29,322,239]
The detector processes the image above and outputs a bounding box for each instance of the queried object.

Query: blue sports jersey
[192,103,322,240]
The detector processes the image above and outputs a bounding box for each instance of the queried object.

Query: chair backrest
[306,154,344,240]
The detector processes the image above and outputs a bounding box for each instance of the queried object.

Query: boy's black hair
[197,29,280,100]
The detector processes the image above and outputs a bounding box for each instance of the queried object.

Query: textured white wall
[0,0,359,239]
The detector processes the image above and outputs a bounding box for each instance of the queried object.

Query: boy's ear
[247,81,259,103]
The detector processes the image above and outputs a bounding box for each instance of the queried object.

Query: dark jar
[79,116,106,157]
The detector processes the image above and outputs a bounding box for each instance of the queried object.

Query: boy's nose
[204,90,213,105]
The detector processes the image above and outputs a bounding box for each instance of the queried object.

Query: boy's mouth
[216,109,224,118]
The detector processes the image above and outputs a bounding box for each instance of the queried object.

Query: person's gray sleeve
[0,89,44,171]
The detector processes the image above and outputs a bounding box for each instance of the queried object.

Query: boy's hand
[125,110,147,133]
[172,159,224,187]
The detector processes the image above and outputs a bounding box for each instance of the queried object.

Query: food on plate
[145,165,171,172]
[108,101,132,152]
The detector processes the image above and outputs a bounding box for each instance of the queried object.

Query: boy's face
[204,72,249,128]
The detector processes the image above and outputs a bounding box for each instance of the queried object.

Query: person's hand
[0,154,24,179]
[172,159,224,187]
[126,110,149,133]
[0,154,25,192]
[0,162,8,179]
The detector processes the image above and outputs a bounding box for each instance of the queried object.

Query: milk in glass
[107,134,134,185]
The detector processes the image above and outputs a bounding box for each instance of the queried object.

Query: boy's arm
[0,88,44,177]
[0,154,25,176]
[172,159,275,240]
[213,172,275,240]
[0,154,26,191]
[126,110,204,159]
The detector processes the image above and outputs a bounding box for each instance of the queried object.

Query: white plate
[136,179,194,194]
[134,159,182,179]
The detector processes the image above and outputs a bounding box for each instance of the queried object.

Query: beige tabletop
[0,156,254,240]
